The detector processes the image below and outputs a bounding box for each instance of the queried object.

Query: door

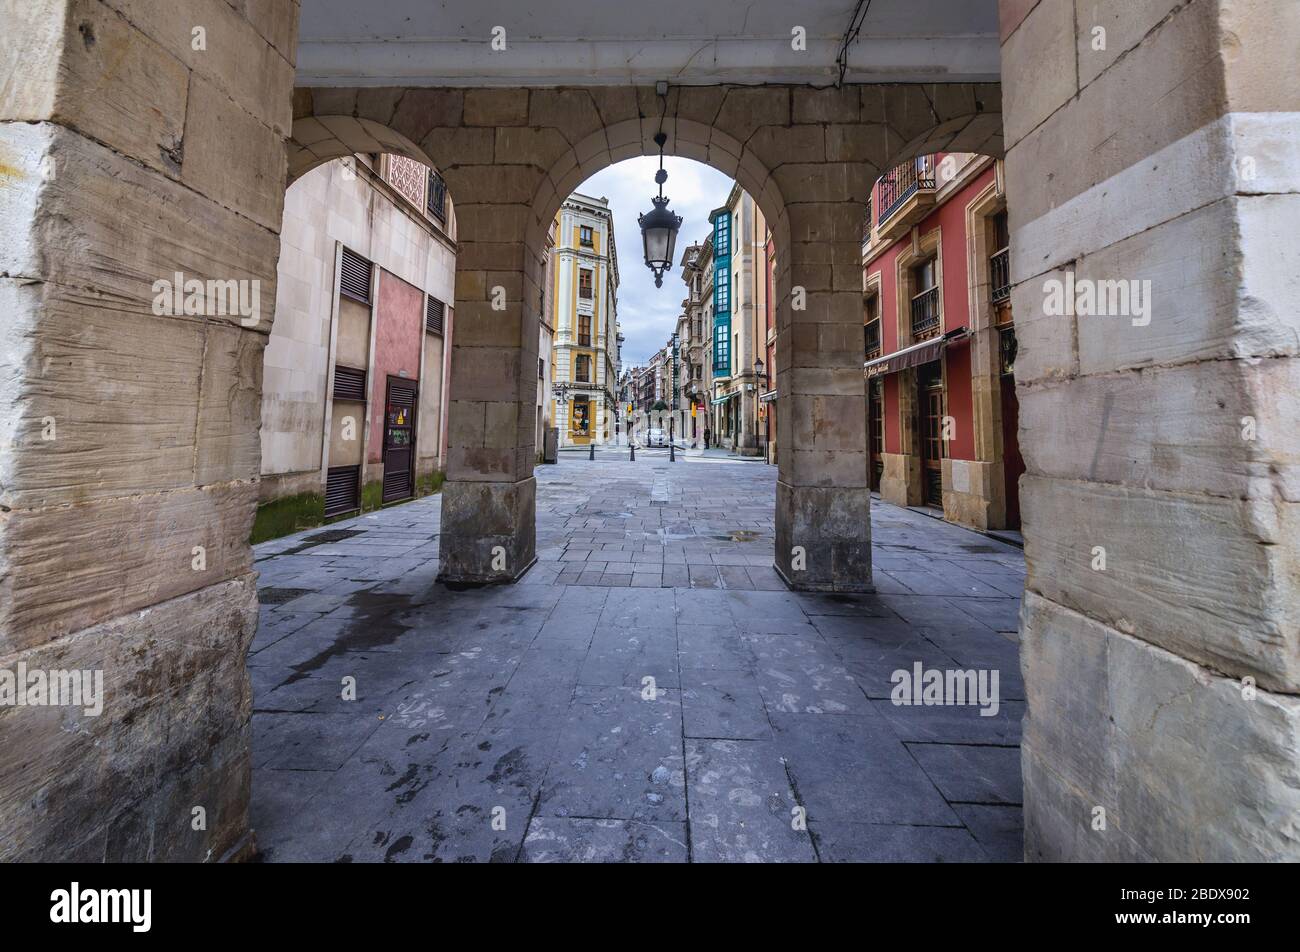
[918,363,944,508]
[571,396,591,444]
[382,376,417,504]
[868,379,884,491]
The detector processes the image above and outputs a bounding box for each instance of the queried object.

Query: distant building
[708,185,767,456]
[260,153,455,522]
[549,193,620,446]
[862,153,1021,530]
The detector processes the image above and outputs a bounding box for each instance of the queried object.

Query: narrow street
[249,454,1025,862]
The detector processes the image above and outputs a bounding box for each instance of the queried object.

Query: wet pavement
[249,451,1026,862]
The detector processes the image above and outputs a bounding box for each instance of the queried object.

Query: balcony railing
[877,156,936,225]
[864,319,881,360]
[989,247,1011,304]
[578,285,593,300]
[911,286,940,339]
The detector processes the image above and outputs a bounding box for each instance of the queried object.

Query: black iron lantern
[754,357,766,383]
[639,132,683,288]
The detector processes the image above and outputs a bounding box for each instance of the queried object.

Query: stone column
[771,162,876,592]
[435,146,543,584]
[1003,0,1300,860]
[0,0,297,860]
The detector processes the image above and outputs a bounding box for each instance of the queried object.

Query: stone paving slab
[250,454,1027,862]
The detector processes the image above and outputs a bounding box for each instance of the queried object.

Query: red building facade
[863,154,1022,532]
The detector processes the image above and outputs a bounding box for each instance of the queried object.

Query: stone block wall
[0,0,299,861]
[1002,0,1300,860]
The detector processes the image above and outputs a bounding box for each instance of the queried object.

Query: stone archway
[5,0,1295,865]
[287,83,1002,592]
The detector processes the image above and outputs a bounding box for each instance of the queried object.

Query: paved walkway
[250,452,1025,862]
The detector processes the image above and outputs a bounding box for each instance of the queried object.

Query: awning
[710,392,737,406]
[864,328,969,378]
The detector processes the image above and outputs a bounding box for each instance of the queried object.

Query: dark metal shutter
[332,365,367,401]
[425,295,445,335]
[325,465,361,516]
[339,247,372,304]
[388,378,417,409]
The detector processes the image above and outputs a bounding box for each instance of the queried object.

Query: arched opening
[255,148,459,536]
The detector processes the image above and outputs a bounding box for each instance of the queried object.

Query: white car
[646,427,667,447]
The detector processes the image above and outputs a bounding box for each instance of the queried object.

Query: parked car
[646,427,667,447]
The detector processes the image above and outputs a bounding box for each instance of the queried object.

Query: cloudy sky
[573,157,734,369]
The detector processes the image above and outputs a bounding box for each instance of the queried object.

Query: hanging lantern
[639,132,683,288]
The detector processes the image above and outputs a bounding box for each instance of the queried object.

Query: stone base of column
[436,477,537,585]
[1021,591,1300,861]
[0,576,257,862]
[773,481,874,593]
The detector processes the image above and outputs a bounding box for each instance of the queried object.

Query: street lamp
[638,132,683,288]
[753,357,767,460]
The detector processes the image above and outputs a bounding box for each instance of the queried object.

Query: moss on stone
[250,492,325,544]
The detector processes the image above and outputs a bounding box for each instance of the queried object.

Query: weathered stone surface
[1005,0,1224,238]
[1022,591,1300,861]
[0,576,258,862]
[437,477,537,584]
[0,122,281,323]
[1019,357,1300,501]
[999,0,1076,148]
[41,0,189,176]
[1021,474,1299,690]
[1,481,257,652]
[182,73,288,231]
[102,0,295,135]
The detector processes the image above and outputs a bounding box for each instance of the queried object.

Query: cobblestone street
[250,452,1025,862]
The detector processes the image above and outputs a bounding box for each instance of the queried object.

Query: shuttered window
[325,465,361,516]
[340,247,372,304]
[332,365,367,402]
[425,295,445,335]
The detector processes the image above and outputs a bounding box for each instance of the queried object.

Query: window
[578,315,591,347]
[539,357,545,380]
[575,354,592,382]
[713,319,731,374]
[425,295,445,335]
[427,170,447,222]
[715,267,730,312]
[911,258,940,339]
[914,258,937,293]
[993,211,1010,252]
[579,225,594,247]
[339,247,372,304]
[578,269,593,300]
[990,211,1011,305]
[714,214,730,255]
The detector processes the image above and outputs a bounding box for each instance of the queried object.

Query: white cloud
[573,156,733,368]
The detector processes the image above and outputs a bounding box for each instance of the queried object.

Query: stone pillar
[1003,0,1300,860]
[436,160,543,584]
[772,164,876,592]
[0,0,297,860]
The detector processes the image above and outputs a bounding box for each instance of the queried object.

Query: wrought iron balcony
[878,156,936,222]
[910,286,940,340]
[876,156,938,241]
[864,319,881,360]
